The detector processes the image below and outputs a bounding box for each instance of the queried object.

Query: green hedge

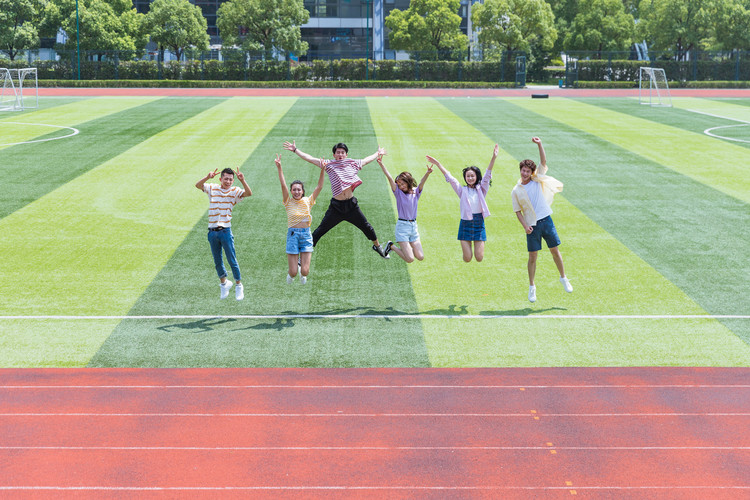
[574,58,750,82]
[574,80,750,88]
[36,79,521,88]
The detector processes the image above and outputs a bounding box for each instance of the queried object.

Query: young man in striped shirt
[283,140,391,259]
[195,167,252,300]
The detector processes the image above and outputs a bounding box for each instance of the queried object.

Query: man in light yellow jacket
[511,137,572,303]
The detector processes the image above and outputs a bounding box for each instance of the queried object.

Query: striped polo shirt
[204,184,244,228]
[284,196,315,227]
[322,158,363,197]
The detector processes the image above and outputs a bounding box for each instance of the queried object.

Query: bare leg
[391,241,415,263]
[527,251,538,286]
[549,246,566,278]
[461,240,473,262]
[287,254,299,278]
[300,252,312,277]
[473,241,485,262]
[410,241,424,261]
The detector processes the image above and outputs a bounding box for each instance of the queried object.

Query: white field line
[684,107,750,143]
[0,486,748,491]
[1,314,748,320]
[0,122,79,146]
[2,384,749,389]
[686,108,750,124]
[0,445,748,451]
[1,412,748,417]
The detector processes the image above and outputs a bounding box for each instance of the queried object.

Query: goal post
[639,67,672,107]
[0,67,38,111]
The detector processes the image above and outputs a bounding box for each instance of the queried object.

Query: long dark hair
[462,166,487,187]
[395,171,417,192]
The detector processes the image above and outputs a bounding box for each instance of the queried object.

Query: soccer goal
[639,67,672,107]
[0,67,38,111]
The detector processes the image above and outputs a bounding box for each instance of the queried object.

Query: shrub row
[36,79,521,88]
[574,80,750,88]
[573,59,750,82]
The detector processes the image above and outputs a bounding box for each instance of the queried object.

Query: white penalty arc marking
[684,108,750,143]
[0,122,80,146]
[1,314,749,320]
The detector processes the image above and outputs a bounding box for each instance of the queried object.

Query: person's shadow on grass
[231,318,296,332]
[157,318,236,333]
[479,307,567,316]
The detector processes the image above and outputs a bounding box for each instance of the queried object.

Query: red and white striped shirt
[322,158,363,197]
[204,184,244,228]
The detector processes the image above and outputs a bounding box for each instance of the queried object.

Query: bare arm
[275,154,289,204]
[310,167,326,203]
[235,168,252,198]
[376,155,398,192]
[516,211,533,234]
[486,144,499,173]
[283,140,324,168]
[362,146,386,166]
[425,155,448,176]
[417,164,433,192]
[532,137,547,173]
[195,169,218,191]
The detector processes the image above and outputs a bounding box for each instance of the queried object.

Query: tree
[471,0,556,55]
[46,0,147,59]
[144,0,208,61]
[712,0,750,50]
[216,0,308,59]
[563,0,635,57]
[637,0,715,57]
[0,0,44,60]
[385,0,468,59]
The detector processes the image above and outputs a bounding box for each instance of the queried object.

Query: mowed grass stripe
[511,98,750,203]
[368,97,750,366]
[440,97,750,346]
[89,97,430,368]
[575,97,750,150]
[0,97,219,219]
[0,97,156,149]
[0,97,294,317]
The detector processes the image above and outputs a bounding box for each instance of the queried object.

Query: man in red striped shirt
[195,167,252,300]
[283,140,390,259]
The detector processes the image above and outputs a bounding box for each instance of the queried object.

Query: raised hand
[377,146,386,156]
[275,153,282,168]
[283,140,297,152]
[207,168,219,178]
[425,155,440,166]
[425,164,433,174]
[532,137,542,145]
[234,168,245,182]
[492,143,499,158]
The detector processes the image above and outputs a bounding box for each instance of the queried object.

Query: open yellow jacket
[510,162,564,227]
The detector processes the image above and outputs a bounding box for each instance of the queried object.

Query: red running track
[1,368,749,499]
[36,87,750,98]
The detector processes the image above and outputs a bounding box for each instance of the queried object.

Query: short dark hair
[462,166,485,187]
[332,143,348,155]
[519,159,537,172]
[290,180,305,196]
[220,168,235,177]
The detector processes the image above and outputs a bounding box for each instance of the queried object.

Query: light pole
[75,0,81,80]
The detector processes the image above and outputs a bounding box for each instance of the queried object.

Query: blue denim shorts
[395,219,420,242]
[526,215,561,252]
[286,227,314,254]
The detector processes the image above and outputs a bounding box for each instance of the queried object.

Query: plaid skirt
[457,213,486,241]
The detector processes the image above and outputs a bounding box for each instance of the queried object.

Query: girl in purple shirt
[426,144,499,262]
[376,155,433,263]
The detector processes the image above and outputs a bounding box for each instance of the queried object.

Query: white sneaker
[528,285,536,303]
[300,275,307,285]
[235,283,244,300]
[219,280,232,299]
[286,274,294,284]
[560,277,573,293]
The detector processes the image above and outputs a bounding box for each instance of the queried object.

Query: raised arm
[310,166,326,203]
[195,168,218,191]
[532,137,547,174]
[417,164,433,192]
[486,144,499,173]
[427,154,461,196]
[376,155,398,192]
[425,155,448,176]
[362,146,386,166]
[275,154,289,204]
[284,140,324,168]
[235,168,252,198]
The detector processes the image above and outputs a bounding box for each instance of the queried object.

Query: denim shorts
[526,215,561,252]
[286,227,314,254]
[457,213,486,241]
[395,219,420,243]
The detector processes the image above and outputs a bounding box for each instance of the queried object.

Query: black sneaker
[384,241,393,256]
[373,244,390,259]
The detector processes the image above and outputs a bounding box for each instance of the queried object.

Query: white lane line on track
[2,412,749,417]
[1,446,748,451]
[1,314,749,319]
[1,486,749,491]
[2,384,749,389]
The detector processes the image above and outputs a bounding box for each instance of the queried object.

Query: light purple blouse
[393,187,421,220]
[444,170,492,220]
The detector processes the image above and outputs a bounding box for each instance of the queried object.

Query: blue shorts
[526,215,561,252]
[286,227,314,254]
[457,213,486,241]
[395,219,420,243]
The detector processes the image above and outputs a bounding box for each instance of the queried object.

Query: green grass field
[1,95,749,367]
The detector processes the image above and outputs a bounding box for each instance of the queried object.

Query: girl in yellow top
[276,154,325,284]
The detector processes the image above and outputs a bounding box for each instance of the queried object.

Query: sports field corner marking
[0,122,80,146]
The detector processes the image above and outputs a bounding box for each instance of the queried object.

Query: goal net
[0,67,38,111]
[639,67,672,107]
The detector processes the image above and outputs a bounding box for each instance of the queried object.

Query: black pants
[313,197,377,246]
